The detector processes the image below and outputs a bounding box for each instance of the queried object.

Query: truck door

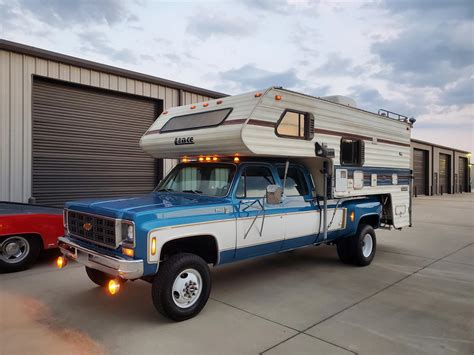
[235,165,286,259]
[277,165,319,249]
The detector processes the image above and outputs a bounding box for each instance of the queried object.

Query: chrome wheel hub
[362,234,373,258]
[0,236,30,264]
[172,268,202,309]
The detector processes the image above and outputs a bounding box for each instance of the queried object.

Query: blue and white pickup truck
[58,88,412,321]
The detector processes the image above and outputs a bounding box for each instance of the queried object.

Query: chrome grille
[67,211,117,247]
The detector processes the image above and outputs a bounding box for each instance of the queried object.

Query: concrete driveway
[1,194,473,355]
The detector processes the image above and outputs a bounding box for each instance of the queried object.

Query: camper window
[340,138,364,166]
[236,166,275,198]
[160,108,232,133]
[276,110,312,140]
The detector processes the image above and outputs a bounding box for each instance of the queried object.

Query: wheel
[0,235,42,273]
[354,225,376,266]
[336,224,376,266]
[152,253,211,321]
[85,266,126,287]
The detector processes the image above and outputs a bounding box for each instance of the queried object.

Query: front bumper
[58,236,144,280]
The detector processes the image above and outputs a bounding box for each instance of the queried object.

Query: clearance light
[350,211,355,222]
[108,279,120,296]
[162,111,168,115]
[275,95,282,101]
[212,157,218,161]
[254,92,262,97]
[233,156,240,163]
[56,256,67,269]
[216,100,223,105]
[122,247,134,257]
[190,105,196,109]
[151,237,157,255]
[181,158,190,163]
[203,103,209,107]
[205,156,211,161]
[198,157,204,162]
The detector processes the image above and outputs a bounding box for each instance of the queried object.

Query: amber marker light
[151,237,157,255]
[162,111,168,115]
[190,105,196,109]
[216,100,223,104]
[212,157,218,161]
[122,247,134,257]
[108,279,120,295]
[56,256,67,269]
[350,211,355,222]
[254,92,262,97]
[233,156,240,163]
[181,158,189,163]
[203,102,209,107]
[205,156,211,161]
[275,95,282,101]
[198,157,204,162]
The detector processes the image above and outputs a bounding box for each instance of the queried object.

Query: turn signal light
[108,279,120,295]
[275,95,282,101]
[56,256,67,269]
[350,211,355,222]
[151,237,157,255]
[233,156,240,163]
[122,247,134,257]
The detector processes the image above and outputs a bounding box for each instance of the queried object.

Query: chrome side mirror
[266,185,282,205]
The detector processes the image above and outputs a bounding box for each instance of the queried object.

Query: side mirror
[266,184,282,205]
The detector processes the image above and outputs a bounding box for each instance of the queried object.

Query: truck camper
[57,87,414,321]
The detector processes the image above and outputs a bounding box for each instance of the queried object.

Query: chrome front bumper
[58,236,144,280]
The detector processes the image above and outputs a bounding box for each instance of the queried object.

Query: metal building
[411,139,471,196]
[0,40,224,206]
[0,40,471,206]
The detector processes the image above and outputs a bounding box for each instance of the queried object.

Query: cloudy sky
[1,0,473,151]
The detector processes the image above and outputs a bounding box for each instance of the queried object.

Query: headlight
[121,221,135,245]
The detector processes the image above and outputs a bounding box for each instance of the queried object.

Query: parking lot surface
[1,194,473,355]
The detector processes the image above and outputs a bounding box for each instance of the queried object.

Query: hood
[65,192,229,219]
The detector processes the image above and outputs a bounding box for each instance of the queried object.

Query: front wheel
[336,224,376,266]
[152,253,211,321]
[0,235,42,273]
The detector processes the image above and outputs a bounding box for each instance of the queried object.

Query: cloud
[78,31,137,64]
[18,0,131,27]
[241,0,318,15]
[219,64,303,91]
[442,77,474,106]
[312,53,363,77]
[186,13,254,40]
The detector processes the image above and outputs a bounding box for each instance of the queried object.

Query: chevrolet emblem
[83,223,93,231]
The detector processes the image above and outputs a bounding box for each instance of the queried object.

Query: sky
[1,0,473,152]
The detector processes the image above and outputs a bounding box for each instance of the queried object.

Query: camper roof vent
[321,95,357,108]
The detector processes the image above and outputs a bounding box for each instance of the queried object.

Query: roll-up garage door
[32,78,162,206]
[439,153,451,194]
[459,157,468,192]
[413,149,428,196]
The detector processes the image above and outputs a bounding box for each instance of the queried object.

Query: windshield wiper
[182,190,203,195]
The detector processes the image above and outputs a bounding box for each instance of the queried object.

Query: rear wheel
[152,253,211,321]
[336,224,376,266]
[85,266,126,287]
[0,235,42,273]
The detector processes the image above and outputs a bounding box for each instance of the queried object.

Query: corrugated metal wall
[0,49,213,203]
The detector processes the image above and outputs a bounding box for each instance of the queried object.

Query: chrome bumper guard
[58,236,144,280]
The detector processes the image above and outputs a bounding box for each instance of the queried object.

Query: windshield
[156,163,236,197]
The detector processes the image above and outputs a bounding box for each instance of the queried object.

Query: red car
[0,202,63,272]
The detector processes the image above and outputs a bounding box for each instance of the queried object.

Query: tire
[0,235,42,273]
[85,266,126,287]
[152,253,211,321]
[336,224,376,266]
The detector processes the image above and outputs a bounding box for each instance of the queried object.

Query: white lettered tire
[152,253,211,321]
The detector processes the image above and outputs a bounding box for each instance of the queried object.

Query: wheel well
[1,233,44,249]
[359,214,380,229]
[160,235,218,265]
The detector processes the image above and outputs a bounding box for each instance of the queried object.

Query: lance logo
[175,137,194,145]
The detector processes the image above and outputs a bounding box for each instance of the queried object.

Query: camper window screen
[276,111,305,138]
[340,138,364,166]
[160,108,232,133]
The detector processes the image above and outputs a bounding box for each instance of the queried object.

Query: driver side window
[236,166,275,198]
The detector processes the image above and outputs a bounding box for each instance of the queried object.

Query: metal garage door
[459,157,468,192]
[32,78,162,206]
[439,153,451,194]
[413,149,428,196]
